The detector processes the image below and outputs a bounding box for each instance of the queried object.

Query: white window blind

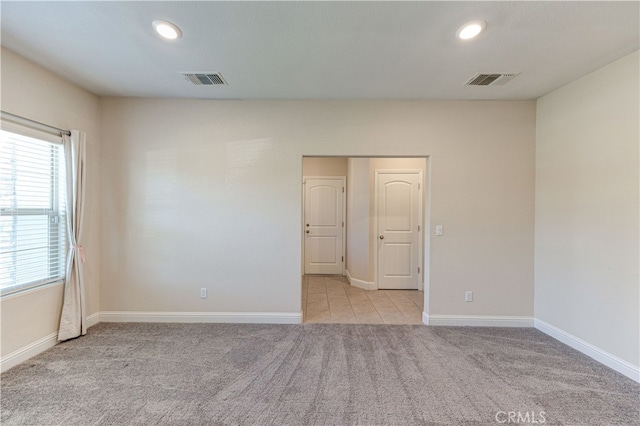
[0,129,67,295]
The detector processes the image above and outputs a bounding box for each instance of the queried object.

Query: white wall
[535,51,639,369]
[100,99,535,319]
[0,48,101,357]
[346,158,371,282]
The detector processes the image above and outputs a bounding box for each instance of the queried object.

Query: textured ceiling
[1,1,638,100]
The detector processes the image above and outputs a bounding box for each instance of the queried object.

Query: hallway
[302,276,424,324]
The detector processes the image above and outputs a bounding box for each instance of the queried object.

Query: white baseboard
[424,314,534,327]
[345,269,376,291]
[1,332,58,373]
[86,312,100,327]
[99,311,303,324]
[1,312,103,373]
[535,319,639,383]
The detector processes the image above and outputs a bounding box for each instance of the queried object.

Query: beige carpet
[1,323,638,425]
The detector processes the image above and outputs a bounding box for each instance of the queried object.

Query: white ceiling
[1,1,638,100]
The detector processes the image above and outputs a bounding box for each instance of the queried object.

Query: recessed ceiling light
[456,20,486,40]
[152,20,182,40]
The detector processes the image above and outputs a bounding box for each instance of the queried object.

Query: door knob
[379,235,384,240]
[306,230,310,234]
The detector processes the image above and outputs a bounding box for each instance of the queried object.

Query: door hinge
[342,256,344,262]
[418,225,420,231]
[342,221,344,227]
[418,183,421,190]
[418,267,420,273]
[342,187,345,193]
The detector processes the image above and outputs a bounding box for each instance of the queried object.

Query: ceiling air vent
[181,72,227,86]
[465,73,519,86]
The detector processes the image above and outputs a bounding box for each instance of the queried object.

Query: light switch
[435,225,444,236]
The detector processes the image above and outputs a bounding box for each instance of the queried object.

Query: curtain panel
[58,130,87,341]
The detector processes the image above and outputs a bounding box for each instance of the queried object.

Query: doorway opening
[301,156,430,324]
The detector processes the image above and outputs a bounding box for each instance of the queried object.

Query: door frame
[302,176,347,275]
[373,169,424,290]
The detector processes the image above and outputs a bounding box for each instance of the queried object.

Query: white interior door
[376,172,421,289]
[304,177,345,275]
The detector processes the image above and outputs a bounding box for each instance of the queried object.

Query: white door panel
[307,236,338,263]
[304,178,344,275]
[377,172,421,289]
[309,185,338,226]
[382,243,413,277]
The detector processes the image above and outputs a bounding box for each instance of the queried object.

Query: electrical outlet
[435,225,444,236]
[200,288,207,299]
[465,291,473,302]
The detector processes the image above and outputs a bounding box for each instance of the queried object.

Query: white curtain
[58,130,87,341]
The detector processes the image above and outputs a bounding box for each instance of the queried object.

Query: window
[0,129,67,295]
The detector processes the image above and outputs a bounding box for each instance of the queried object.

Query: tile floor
[302,275,425,324]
